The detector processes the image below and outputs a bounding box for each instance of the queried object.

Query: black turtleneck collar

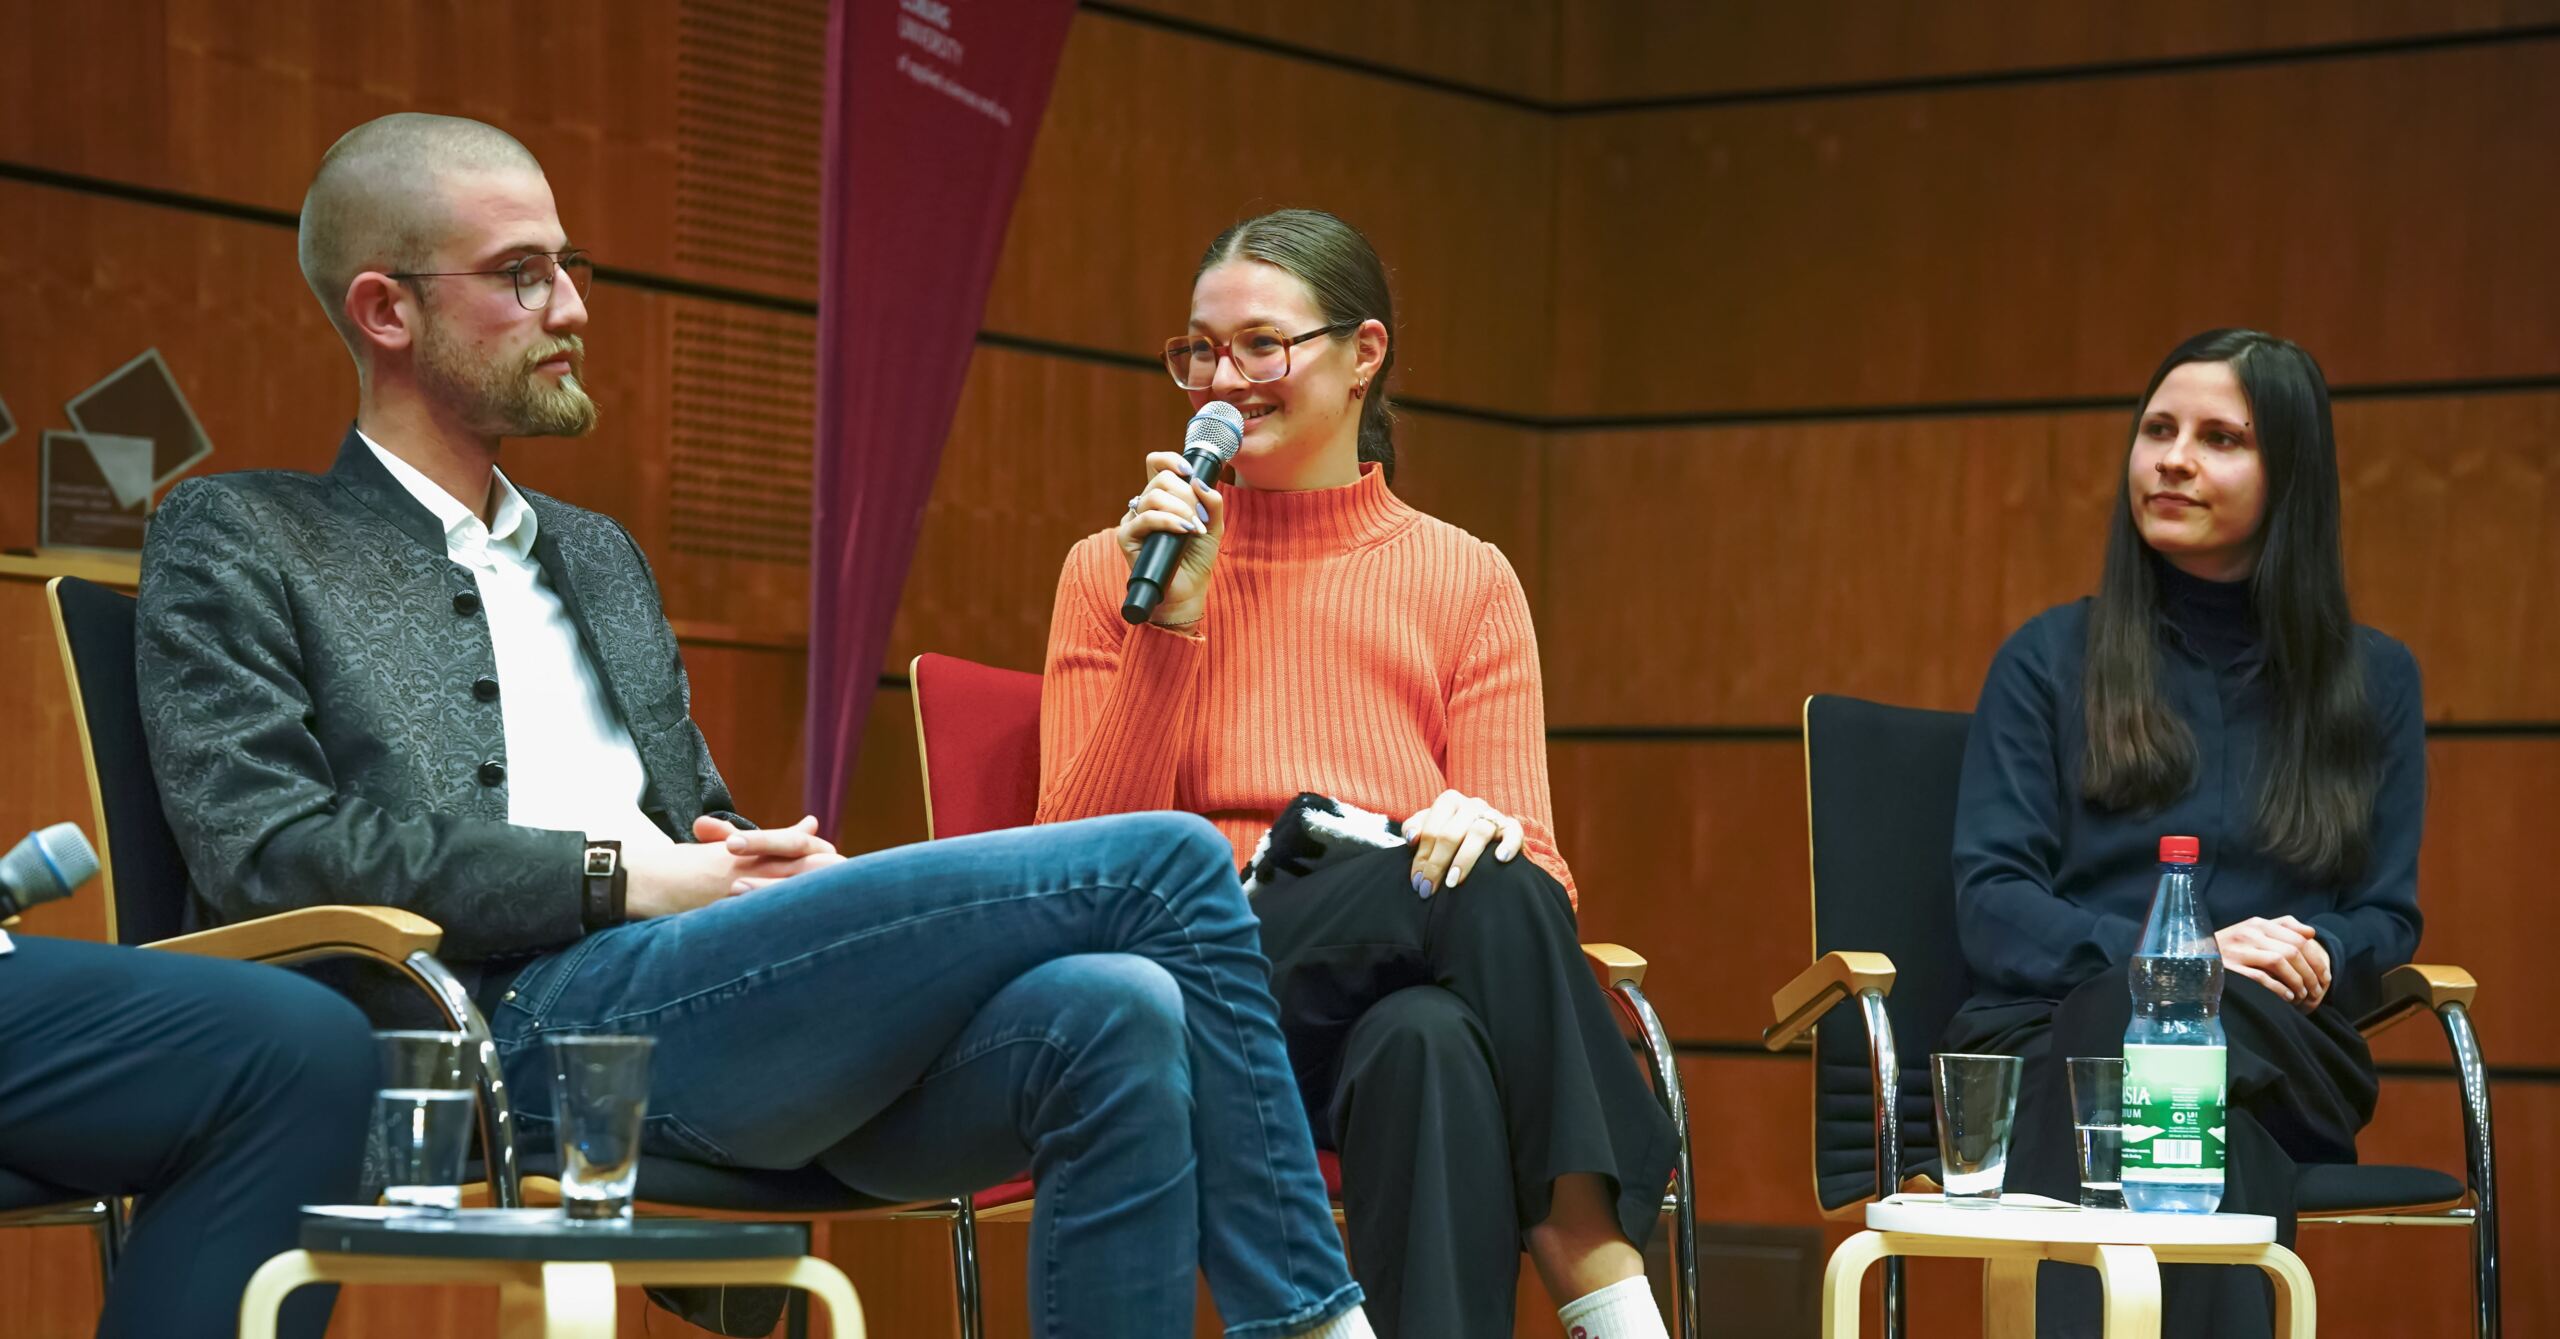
[2155,556,2259,672]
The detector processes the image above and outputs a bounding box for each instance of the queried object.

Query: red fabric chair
[909,652,1045,845]
[909,651,1700,1337]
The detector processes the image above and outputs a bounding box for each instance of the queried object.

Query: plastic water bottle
[2121,835,2227,1214]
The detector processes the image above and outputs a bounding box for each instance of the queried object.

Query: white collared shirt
[361,433,674,851]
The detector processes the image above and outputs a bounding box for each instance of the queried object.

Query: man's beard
[416,318,600,439]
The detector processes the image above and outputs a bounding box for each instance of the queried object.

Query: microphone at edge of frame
[0,823,102,921]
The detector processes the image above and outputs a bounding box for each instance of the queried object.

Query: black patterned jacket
[137,430,749,984]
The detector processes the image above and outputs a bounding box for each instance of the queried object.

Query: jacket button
[477,760,506,787]
[472,677,500,702]
[454,591,482,616]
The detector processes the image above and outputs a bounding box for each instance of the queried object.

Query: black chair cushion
[1805,695,1975,1212]
[53,577,195,947]
[2296,1162,2468,1215]
[1815,1052,1940,1213]
[492,1153,915,1215]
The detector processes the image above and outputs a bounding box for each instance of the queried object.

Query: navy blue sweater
[1951,571,2425,1023]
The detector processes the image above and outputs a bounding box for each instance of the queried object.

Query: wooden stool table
[240,1208,863,1339]
[1823,1194,2314,1338]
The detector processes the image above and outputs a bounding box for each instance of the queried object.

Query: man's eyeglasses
[1162,323,1355,391]
[387,250,595,312]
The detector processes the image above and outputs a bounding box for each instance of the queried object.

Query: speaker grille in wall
[675,0,826,292]
[671,306,816,564]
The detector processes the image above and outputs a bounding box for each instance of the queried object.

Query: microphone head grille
[1184,402,1245,462]
[0,822,99,908]
[35,823,101,892]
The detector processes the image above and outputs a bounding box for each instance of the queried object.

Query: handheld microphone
[0,823,101,921]
[1121,401,1245,624]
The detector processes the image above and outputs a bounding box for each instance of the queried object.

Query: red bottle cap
[2159,836,2200,864]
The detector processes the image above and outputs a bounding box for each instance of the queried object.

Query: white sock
[1557,1275,1669,1339]
[1289,1303,1376,1339]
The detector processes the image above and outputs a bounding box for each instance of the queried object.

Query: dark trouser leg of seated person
[0,938,377,1339]
[1327,985,1519,1339]
[1953,970,2377,1339]
[488,812,1359,1338]
[1255,846,1680,1289]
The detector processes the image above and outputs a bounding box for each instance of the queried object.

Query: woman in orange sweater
[1039,210,1677,1339]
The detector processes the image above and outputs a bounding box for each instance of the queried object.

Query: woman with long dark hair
[1947,328,2423,1336]
[1038,209,1679,1339]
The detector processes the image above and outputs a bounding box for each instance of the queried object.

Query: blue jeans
[487,812,1359,1338]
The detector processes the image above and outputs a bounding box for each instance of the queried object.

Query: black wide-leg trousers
[1251,843,1679,1339]
[1948,970,2377,1339]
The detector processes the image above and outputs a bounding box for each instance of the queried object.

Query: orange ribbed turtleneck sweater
[1036,463,1575,902]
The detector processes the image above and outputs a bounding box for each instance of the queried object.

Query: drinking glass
[548,1035,654,1222]
[2068,1056,2128,1210]
[1931,1052,2023,1206]
[373,1030,475,1213]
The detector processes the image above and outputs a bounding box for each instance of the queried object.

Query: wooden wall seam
[1082,4,2560,116]
[1077,0,1553,113]
[1555,21,2560,113]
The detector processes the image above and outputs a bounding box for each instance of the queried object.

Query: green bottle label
[2121,1043,2226,1183]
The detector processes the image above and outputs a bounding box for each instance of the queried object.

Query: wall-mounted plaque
[40,431,154,553]
[65,349,212,492]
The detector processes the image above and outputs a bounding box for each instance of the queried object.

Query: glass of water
[1931,1052,2022,1207]
[373,1030,476,1213]
[2068,1056,2128,1210]
[548,1034,653,1222]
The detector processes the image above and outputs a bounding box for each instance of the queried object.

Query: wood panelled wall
[1551,40,2560,415]
[2,2,2554,1335]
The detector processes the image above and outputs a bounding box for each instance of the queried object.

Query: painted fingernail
[1173,459,1194,477]
[1197,483,1218,499]
[1412,874,1435,899]
[1193,505,1208,524]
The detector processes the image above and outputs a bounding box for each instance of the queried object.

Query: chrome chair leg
[2440,1002,2499,1339]
[398,948,522,1208]
[94,1196,126,1289]
[1857,986,1906,1339]
[1615,981,1698,1339]
[950,1196,984,1339]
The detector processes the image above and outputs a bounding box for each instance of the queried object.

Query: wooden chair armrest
[1765,950,1896,1051]
[1581,942,1647,992]
[2356,963,2479,1040]
[143,905,443,966]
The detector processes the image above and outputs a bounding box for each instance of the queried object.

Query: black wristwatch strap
[581,840,627,931]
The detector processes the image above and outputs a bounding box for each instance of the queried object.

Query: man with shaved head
[299,114,598,447]
[137,115,1376,1339]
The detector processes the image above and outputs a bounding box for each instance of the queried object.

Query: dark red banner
[804,0,1076,832]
